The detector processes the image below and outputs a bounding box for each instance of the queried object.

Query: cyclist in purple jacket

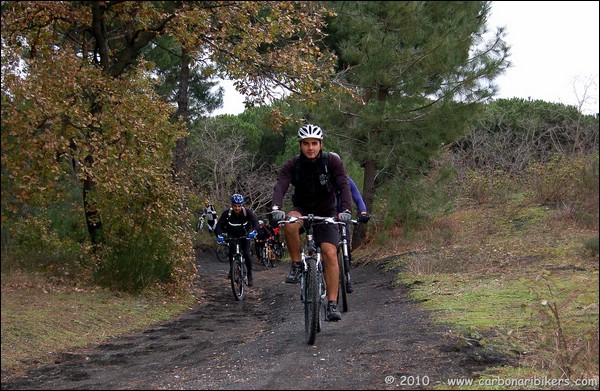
[271,124,352,321]
[329,153,370,294]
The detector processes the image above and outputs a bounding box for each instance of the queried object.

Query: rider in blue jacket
[215,194,259,287]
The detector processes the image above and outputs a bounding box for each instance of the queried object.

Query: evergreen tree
[313,1,510,244]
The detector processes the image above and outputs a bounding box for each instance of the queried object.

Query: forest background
[2,1,598,386]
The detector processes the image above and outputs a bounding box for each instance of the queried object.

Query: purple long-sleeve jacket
[332,176,367,214]
[272,152,352,216]
[346,177,367,214]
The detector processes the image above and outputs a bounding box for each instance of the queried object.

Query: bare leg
[284,210,302,262]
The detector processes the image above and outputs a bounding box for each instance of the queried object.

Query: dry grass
[1,271,195,373]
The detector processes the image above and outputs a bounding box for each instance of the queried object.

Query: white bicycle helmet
[297,124,324,141]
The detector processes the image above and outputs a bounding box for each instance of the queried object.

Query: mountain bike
[197,215,218,237]
[337,219,358,313]
[255,238,276,269]
[196,216,205,232]
[223,235,251,301]
[278,214,341,345]
[271,236,287,261]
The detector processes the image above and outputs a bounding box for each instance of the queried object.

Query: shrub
[526,154,599,229]
[1,214,86,274]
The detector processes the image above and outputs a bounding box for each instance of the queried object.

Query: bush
[526,153,599,229]
[1,214,86,274]
[95,232,177,292]
[94,207,196,293]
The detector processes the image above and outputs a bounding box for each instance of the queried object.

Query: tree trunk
[83,156,103,247]
[353,154,377,248]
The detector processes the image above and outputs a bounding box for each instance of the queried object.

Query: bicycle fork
[300,255,307,302]
[231,243,247,283]
[340,226,351,275]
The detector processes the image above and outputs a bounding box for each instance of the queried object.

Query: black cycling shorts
[290,207,339,246]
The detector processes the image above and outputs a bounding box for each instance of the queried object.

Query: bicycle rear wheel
[337,246,348,312]
[231,255,245,301]
[216,243,228,262]
[304,258,319,345]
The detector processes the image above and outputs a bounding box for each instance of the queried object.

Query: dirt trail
[1,246,513,390]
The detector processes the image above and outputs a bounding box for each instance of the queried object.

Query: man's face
[300,138,321,160]
[231,204,243,214]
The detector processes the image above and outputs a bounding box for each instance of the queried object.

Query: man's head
[230,193,244,213]
[204,199,210,207]
[297,124,323,160]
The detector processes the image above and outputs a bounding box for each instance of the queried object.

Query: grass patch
[380,183,599,387]
[401,273,536,332]
[1,271,195,371]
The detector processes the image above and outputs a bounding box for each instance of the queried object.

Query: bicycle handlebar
[277,215,357,226]
[221,234,252,241]
[254,237,276,242]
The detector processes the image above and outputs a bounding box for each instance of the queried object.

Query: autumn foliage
[1,1,336,291]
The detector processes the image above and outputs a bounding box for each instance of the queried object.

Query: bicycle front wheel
[304,258,319,345]
[231,256,245,301]
[216,244,228,262]
[337,246,348,312]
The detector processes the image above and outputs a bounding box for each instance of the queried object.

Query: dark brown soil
[0,246,515,390]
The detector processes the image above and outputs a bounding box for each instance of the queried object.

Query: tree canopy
[1,1,338,290]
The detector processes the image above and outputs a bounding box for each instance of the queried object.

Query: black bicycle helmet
[297,124,324,141]
[231,193,244,205]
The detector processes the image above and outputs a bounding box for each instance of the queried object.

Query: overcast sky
[488,1,598,114]
[212,1,599,116]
